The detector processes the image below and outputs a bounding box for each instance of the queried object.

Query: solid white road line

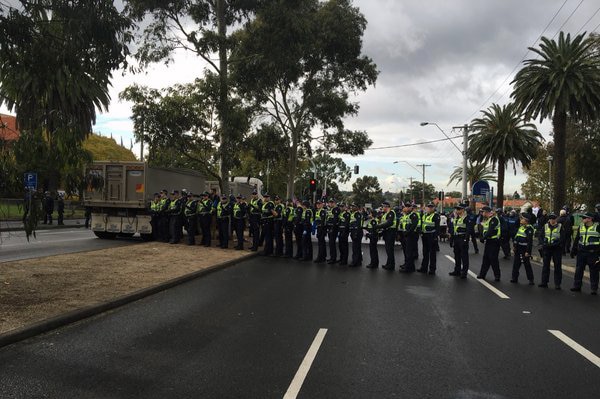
[445,255,510,299]
[548,330,600,369]
[283,328,328,399]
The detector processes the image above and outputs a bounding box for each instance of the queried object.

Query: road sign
[472,195,487,203]
[472,180,490,196]
[24,172,37,191]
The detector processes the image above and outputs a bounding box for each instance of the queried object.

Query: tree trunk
[286,129,299,199]
[216,0,230,195]
[496,159,505,209]
[552,111,567,212]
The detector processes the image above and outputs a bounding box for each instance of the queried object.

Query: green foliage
[352,176,383,207]
[511,31,600,211]
[0,139,21,196]
[447,162,497,188]
[231,0,378,198]
[405,181,437,205]
[567,120,600,209]
[83,134,137,162]
[469,103,543,208]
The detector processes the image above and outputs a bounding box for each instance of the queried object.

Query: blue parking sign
[24,172,37,190]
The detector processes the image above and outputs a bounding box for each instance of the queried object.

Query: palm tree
[511,32,600,211]
[447,161,497,189]
[469,103,543,209]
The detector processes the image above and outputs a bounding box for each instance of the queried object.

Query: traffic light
[438,191,444,201]
[309,179,317,192]
[354,165,359,174]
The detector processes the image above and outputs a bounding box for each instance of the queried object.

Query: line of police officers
[149,190,600,295]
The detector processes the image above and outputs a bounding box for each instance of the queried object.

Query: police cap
[547,213,557,219]
[302,200,310,207]
[583,212,595,219]
[381,201,391,207]
[481,206,492,212]
[426,203,435,208]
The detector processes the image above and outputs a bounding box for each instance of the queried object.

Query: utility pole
[451,124,469,201]
[416,164,431,206]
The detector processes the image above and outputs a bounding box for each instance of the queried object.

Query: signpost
[472,180,490,203]
[24,172,37,191]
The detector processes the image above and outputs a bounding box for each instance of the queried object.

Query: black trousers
[368,235,379,266]
[420,234,437,272]
[383,229,396,267]
[218,217,230,248]
[302,228,313,260]
[274,220,284,255]
[151,215,159,240]
[284,224,294,257]
[200,214,211,246]
[338,229,349,264]
[294,225,304,258]
[262,220,274,255]
[398,233,407,263]
[512,245,533,282]
[316,226,327,261]
[186,215,197,245]
[404,233,418,270]
[573,250,599,291]
[250,215,260,249]
[234,218,245,249]
[452,235,469,275]
[328,226,338,261]
[500,236,511,257]
[159,215,170,242]
[169,215,182,243]
[471,235,479,253]
[479,239,501,279]
[541,246,562,286]
[351,229,363,265]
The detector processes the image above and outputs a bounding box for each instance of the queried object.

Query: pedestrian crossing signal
[309,179,317,192]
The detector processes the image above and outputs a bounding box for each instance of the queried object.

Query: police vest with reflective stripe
[398,213,409,232]
[217,202,230,218]
[514,225,531,244]
[453,216,467,235]
[261,201,274,219]
[250,199,261,215]
[483,216,501,239]
[184,199,198,216]
[382,210,397,230]
[544,223,561,245]
[422,212,436,233]
[579,222,600,248]
[233,203,243,219]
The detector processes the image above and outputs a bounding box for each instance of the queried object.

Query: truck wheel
[94,231,117,239]
[140,233,154,242]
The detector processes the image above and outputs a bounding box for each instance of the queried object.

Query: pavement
[0,218,86,232]
[0,243,598,398]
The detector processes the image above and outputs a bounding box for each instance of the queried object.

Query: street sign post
[24,172,37,191]
[472,180,490,199]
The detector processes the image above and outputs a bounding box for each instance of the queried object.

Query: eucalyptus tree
[469,103,543,209]
[511,32,600,211]
[231,0,378,198]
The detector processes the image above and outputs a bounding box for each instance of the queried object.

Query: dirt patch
[0,242,252,335]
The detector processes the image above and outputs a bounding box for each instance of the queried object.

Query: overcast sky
[3,0,600,197]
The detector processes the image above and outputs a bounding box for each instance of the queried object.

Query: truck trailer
[83,161,206,240]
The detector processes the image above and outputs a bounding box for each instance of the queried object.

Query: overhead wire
[462,0,570,123]
[366,135,462,151]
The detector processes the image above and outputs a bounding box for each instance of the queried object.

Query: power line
[552,0,586,39]
[366,135,462,150]
[576,5,600,35]
[462,0,570,123]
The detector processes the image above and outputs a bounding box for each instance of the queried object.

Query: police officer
[377,201,397,270]
[158,189,171,242]
[314,200,328,263]
[539,213,565,289]
[497,208,511,259]
[301,200,314,261]
[570,212,599,295]
[326,199,341,264]
[248,190,263,251]
[400,204,420,272]
[233,194,247,250]
[216,194,233,248]
[397,203,409,262]
[466,207,479,254]
[283,199,295,258]
[449,203,471,279]
[349,203,364,267]
[57,193,65,225]
[293,200,305,259]
[338,203,351,266]
[477,206,502,281]
[273,195,285,256]
[168,190,184,244]
[510,213,535,285]
[150,192,161,241]
[594,203,600,223]
[198,192,213,247]
[260,193,275,256]
[184,192,199,245]
[418,203,440,275]
[365,209,380,268]
[43,191,54,225]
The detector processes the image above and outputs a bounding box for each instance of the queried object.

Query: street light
[393,160,422,176]
[420,122,469,201]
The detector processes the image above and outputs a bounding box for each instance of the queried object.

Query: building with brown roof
[0,113,20,142]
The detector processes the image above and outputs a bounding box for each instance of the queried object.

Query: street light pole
[547,155,553,210]
[416,164,431,206]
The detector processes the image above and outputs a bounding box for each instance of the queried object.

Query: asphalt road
[0,229,140,262]
[0,243,598,398]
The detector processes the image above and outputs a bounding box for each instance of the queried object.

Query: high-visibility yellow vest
[422,212,436,233]
[579,223,600,247]
[483,216,500,239]
[544,223,561,245]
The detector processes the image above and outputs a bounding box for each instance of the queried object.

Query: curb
[0,252,258,349]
